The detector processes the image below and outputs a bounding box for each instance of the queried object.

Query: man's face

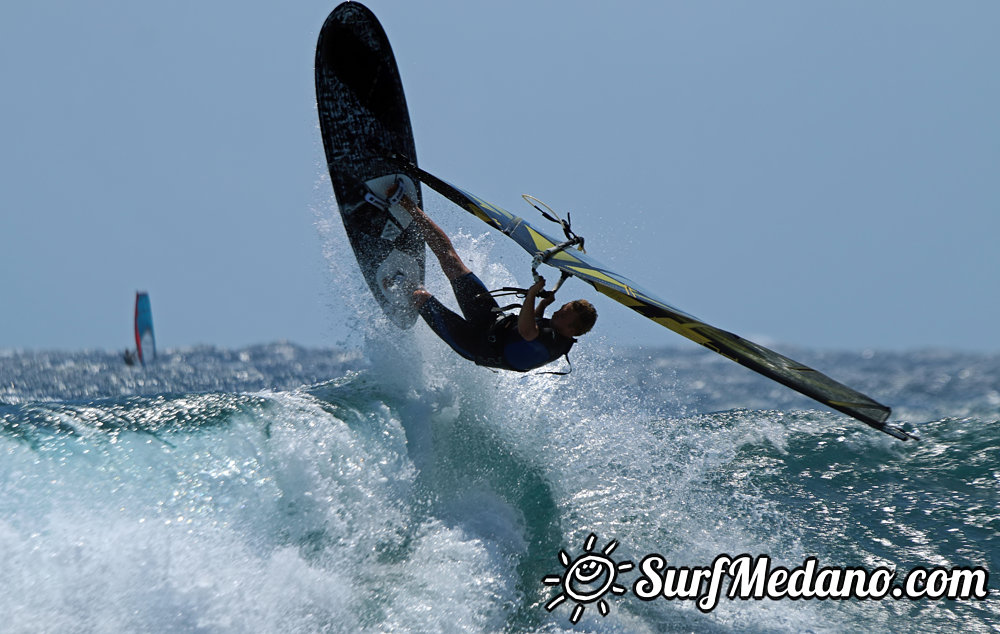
[551,303,579,337]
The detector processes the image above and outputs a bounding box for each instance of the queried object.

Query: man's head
[551,299,597,337]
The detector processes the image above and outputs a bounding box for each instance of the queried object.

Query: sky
[2,1,997,352]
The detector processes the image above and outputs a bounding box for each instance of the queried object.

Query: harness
[474,313,576,375]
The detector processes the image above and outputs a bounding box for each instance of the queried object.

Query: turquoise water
[1,339,996,632]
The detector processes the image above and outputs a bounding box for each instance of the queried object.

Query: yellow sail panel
[565,266,640,297]
[592,284,715,346]
[525,226,557,252]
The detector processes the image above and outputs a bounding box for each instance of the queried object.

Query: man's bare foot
[386,180,414,209]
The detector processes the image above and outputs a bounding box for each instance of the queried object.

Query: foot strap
[364,175,406,210]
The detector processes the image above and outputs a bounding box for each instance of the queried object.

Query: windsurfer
[388,184,596,372]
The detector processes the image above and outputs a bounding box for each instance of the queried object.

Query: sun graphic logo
[542,533,634,624]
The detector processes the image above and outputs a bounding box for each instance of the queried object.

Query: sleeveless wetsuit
[417,272,574,371]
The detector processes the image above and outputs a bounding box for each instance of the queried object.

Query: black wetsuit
[418,272,575,371]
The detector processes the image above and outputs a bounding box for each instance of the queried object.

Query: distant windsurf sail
[398,160,913,441]
[134,291,156,366]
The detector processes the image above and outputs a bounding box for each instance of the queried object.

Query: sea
[1,336,997,633]
[2,232,998,632]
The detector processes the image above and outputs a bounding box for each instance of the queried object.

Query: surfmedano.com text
[632,554,989,612]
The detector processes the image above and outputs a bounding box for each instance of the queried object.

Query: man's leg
[384,189,500,360]
[398,195,471,282]
[415,295,481,362]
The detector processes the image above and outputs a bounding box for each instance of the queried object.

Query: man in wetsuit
[393,188,597,372]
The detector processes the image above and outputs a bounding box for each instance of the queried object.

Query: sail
[400,161,913,440]
[134,291,156,366]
